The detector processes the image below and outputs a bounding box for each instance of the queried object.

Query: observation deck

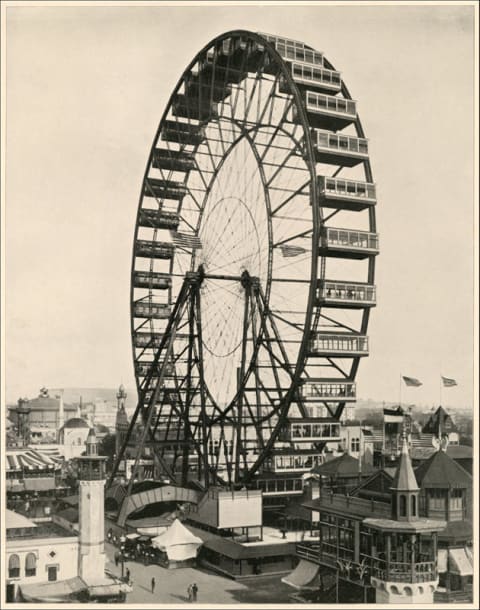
[285,418,341,442]
[310,332,369,357]
[317,176,376,211]
[137,209,180,230]
[299,380,356,401]
[312,129,369,167]
[296,92,356,130]
[319,227,379,259]
[280,62,341,94]
[185,76,233,102]
[160,120,206,146]
[152,148,196,172]
[261,33,323,65]
[133,332,163,348]
[143,178,187,201]
[317,280,376,308]
[133,301,172,319]
[135,240,175,260]
[133,271,171,290]
[267,449,323,473]
[172,93,218,122]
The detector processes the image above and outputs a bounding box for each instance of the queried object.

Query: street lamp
[120,544,126,580]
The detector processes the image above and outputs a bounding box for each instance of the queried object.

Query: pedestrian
[192,583,198,602]
[126,568,130,584]
[114,551,119,567]
[151,577,155,594]
[187,583,193,602]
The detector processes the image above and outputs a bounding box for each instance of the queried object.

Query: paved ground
[105,542,295,604]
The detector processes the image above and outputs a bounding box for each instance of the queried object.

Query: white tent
[151,519,203,562]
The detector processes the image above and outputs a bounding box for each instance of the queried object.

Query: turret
[390,436,419,521]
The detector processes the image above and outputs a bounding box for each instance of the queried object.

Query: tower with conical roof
[77,428,107,582]
[115,384,129,461]
[390,437,419,521]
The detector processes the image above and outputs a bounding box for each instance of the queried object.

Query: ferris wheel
[112,30,378,490]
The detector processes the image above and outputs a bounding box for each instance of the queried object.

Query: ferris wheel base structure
[109,30,378,509]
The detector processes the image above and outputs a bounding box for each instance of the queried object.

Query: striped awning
[6,448,63,472]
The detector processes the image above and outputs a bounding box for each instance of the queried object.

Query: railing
[318,176,376,200]
[310,332,369,355]
[317,281,376,305]
[306,92,356,117]
[373,561,437,584]
[299,381,356,400]
[313,129,369,156]
[321,227,379,252]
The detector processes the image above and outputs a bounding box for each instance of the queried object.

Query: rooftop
[5,509,37,529]
[6,521,78,541]
[311,453,374,477]
[414,449,472,489]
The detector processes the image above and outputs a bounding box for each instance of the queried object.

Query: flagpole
[439,374,443,407]
[399,373,402,408]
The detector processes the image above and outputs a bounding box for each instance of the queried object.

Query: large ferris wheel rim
[128,29,378,485]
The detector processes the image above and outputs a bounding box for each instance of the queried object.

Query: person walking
[187,583,193,602]
[151,577,155,594]
[192,583,198,602]
[125,568,130,585]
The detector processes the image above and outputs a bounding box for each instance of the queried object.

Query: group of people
[187,582,199,602]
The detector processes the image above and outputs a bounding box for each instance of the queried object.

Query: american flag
[402,376,422,387]
[170,231,202,250]
[441,376,458,387]
[279,244,307,258]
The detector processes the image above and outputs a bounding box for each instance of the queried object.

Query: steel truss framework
[110,30,378,493]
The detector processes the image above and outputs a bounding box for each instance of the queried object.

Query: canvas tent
[151,519,203,562]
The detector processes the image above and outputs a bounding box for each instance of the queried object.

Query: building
[58,417,91,460]
[6,429,130,603]
[422,406,460,445]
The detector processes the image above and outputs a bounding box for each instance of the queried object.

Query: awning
[449,548,473,576]
[24,478,56,491]
[282,559,320,590]
[125,533,140,540]
[437,549,448,573]
[88,582,132,597]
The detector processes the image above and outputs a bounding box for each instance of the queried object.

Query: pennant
[441,376,458,387]
[279,244,307,258]
[402,376,422,387]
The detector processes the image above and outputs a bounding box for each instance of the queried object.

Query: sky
[3,2,477,409]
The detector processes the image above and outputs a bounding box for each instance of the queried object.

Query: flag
[170,230,202,250]
[442,376,458,387]
[402,376,422,387]
[279,244,307,257]
[383,407,404,424]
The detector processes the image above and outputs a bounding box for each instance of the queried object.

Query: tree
[99,433,117,471]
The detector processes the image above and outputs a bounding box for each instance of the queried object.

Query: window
[399,495,407,517]
[351,438,360,453]
[450,488,463,511]
[411,495,416,517]
[25,553,37,577]
[8,554,20,578]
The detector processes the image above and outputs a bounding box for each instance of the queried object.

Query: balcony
[133,301,172,319]
[137,208,180,231]
[280,62,341,95]
[135,360,175,378]
[373,561,437,584]
[133,271,171,290]
[161,120,206,146]
[310,332,369,357]
[143,178,187,201]
[261,33,323,65]
[317,280,376,308]
[135,240,174,260]
[133,332,163,348]
[288,420,341,441]
[152,148,196,172]
[296,92,356,130]
[317,176,376,212]
[185,77,233,103]
[319,227,379,259]
[172,93,218,122]
[299,380,356,401]
[312,129,369,167]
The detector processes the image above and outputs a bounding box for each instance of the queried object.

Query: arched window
[8,554,20,578]
[399,494,407,517]
[25,553,37,577]
[411,495,417,517]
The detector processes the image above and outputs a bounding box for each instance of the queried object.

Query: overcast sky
[4,2,476,409]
